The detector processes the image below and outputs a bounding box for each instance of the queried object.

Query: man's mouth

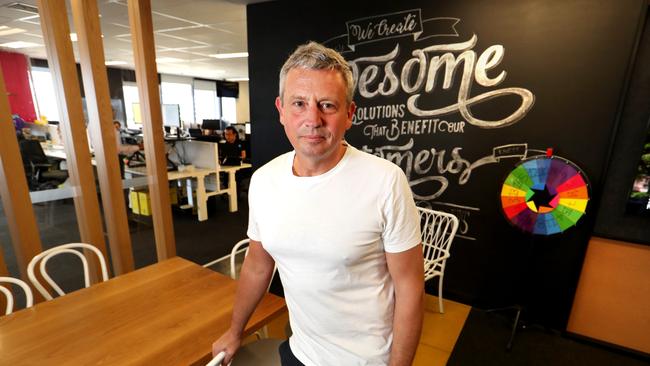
[302,135,325,142]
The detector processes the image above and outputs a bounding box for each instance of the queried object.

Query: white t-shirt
[247,144,421,365]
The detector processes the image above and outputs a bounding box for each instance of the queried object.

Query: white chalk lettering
[350,35,534,129]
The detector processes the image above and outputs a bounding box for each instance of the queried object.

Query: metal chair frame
[27,243,109,300]
[0,277,34,315]
[418,207,459,313]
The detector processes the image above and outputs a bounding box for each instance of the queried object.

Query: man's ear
[275,97,285,125]
[345,101,356,130]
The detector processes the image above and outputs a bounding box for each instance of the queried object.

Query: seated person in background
[113,120,142,155]
[113,120,143,177]
[219,126,246,165]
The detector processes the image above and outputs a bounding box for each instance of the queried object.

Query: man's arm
[211,240,275,364]
[386,244,425,366]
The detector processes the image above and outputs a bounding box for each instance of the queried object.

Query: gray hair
[278,41,355,105]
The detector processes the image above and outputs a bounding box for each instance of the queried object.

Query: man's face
[224,129,237,143]
[113,122,120,131]
[275,68,355,163]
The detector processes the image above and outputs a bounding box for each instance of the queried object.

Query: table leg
[196,175,208,221]
[185,178,194,207]
[227,170,238,212]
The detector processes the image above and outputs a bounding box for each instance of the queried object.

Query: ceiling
[0,0,258,81]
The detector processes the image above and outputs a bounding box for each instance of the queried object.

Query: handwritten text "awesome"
[349,35,535,129]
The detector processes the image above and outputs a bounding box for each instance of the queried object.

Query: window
[30,67,60,121]
[161,75,194,128]
[221,96,237,124]
[193,79,219,124]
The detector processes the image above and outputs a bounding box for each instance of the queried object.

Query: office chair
[0,277,34,315]
[27,243,109,300]
[417,207,460,313]
[203,239,283,366]
[19,139,68,189]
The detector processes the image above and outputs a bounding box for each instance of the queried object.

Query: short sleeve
[381,168,421,253]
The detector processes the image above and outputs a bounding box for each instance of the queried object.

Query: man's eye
[292,101,304,108]
[320,102,336,112]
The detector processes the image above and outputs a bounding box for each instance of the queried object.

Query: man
[212,42,424,366]
[113,120,143,178]
[220,126,246,163]
[113,120,141,156]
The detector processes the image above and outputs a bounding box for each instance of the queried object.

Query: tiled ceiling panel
[0,0,259,80]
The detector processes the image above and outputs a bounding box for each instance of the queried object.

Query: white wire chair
[27,243,109,300]
[203,239,275,293]
[417,207,460,313]
[0,276,34,315]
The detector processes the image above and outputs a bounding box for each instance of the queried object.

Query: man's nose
[303,103,323,128]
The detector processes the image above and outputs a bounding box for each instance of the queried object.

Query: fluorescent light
[70,33,77,42]
[0,27,26,36]
[105,60,128,66]
[209,52,248,59]
[156,57,184,63]
[227,77,249,82]
[0,41,41,49]
[18,15,40,22]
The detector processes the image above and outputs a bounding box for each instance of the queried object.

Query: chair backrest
[417,207,460,278]
[230,238,251,280]
[27,243,109,300]
[229,238,276,293]
[0,276,34,315]
[19,139,49,165]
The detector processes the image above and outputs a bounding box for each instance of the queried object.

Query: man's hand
[211,328,242,365]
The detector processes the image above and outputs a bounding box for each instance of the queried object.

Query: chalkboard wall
[247,0,646,329]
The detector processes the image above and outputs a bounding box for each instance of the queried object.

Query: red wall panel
[0,51,36,122]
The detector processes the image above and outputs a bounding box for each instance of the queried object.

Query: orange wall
[567,237,650,354]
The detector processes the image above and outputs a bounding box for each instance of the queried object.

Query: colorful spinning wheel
[500,156,590,235]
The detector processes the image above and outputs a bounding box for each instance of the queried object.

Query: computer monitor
[202,119,221,130]
[162,104,181,128]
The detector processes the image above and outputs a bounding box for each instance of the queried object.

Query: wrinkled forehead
[283,69,347,98]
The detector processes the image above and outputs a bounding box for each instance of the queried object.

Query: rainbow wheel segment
[533,213,562,235]
[521,158,550,190]
[545,159,578,196]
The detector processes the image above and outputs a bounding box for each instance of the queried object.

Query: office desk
[41,143,67,160]
[41,143,97,166]
[0,257,286,366]
[126,163,251,221]
[219,163,252,212]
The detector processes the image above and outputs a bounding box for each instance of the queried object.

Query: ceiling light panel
[105,60,128,66]
[0,41,42,49]
[0,27,26,36]
[210,52,248,59]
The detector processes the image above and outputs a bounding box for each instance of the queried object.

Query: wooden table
[126,163,251,221]
[0,257,286,366]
